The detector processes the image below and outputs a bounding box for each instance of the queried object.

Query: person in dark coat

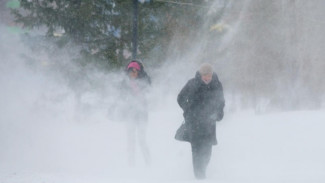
[177,63,225,179]
[121,60,151,166]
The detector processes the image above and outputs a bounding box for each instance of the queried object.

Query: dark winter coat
[119,61,151,123]
[177,72,225,145]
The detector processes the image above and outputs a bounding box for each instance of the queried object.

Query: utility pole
[132,0,138,59]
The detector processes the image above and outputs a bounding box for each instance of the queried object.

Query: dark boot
[191,140,212,180]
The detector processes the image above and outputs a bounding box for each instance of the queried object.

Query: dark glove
[209,113,218,122]
[216,110,224,121]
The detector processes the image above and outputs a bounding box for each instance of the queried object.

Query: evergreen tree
[12,0,220,68]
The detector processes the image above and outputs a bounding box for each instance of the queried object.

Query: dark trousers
[190,139,212,179]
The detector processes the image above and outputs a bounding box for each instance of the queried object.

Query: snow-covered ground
[1,87,324,183]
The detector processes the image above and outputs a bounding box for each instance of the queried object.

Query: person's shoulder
[183,77,198,90]
[212,72,220,81]
[185,75,196,83]
[211,73,223,88]
[139,71,151,85]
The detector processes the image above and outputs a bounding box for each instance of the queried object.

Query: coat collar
[194,71,220,88]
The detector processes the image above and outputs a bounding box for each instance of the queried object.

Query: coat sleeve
[215,82,225,121]
[142,72,151,86]
[177,80,194,112]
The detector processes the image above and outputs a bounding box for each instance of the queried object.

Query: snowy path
[1,107,325,183]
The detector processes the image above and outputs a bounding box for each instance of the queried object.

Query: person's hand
[209,114,218,121]
[209,111,224,122]
[216,111,224,121]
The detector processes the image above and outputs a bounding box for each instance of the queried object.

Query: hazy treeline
[2,0,325,112]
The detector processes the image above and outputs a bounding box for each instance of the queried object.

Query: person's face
[201,73,213,84]
[128,68,138,79]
